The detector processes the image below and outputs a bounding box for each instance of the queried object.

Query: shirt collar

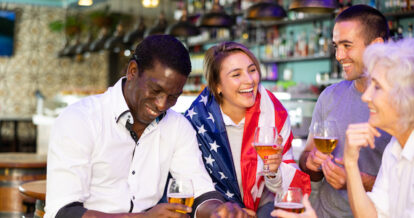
[390,130,414,161]
[220,107,245,127]
[112,77,132,124]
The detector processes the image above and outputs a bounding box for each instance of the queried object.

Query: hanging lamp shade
[166,21,200,37]
[89,27,110,52]
[197,0,234,28]
[166,8,200,37]
[75,34,93,54]
[144,12,168,37]
[245,1,287,21]
[123,17,146,47]
[58,41,71,57]
[289,0,338,13]
[104,23,125,53]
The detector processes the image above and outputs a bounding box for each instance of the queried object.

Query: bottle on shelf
[407,23,413,38]
[287,31,295,57]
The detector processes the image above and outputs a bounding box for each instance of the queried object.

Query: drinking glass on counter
[274,187,304,214]
[253,126,283,176]
[312,120,338,154]
[167,178,194,213]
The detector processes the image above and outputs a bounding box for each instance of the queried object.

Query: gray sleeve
[309,88,329,134]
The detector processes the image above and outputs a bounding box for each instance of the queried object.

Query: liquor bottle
[407,23,413,38]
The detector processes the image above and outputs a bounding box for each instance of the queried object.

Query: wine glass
[167,178,194,213]
[253,126,283,176]
[312,120,338,154]
[274,187,304,214]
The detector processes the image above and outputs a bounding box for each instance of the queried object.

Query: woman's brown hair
[203,41,261,104]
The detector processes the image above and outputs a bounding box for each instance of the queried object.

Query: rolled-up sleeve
[44,107,94,218]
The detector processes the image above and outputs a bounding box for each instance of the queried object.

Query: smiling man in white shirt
[45,35,249,218]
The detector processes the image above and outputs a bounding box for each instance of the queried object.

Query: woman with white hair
[344,38,414,218]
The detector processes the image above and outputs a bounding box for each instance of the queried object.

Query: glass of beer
[167,178,194,213]
[253,126,283,176]
[312,120,338,154]
[274,187,304,214]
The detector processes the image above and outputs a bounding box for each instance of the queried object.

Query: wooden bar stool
[19,180,46,218]
[0,153,46,217]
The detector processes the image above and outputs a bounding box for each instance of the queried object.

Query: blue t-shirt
[309,80,391,218]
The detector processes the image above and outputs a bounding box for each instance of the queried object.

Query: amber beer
[253,143,283,160]
[168,194,194,213]
[274,202,305,213]
[314,136,338,154]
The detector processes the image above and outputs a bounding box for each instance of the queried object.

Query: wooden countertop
[0,153,47,168]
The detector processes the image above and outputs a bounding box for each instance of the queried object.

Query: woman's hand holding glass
[253,126,284,177]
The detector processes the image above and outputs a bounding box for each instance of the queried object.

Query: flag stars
[186,108,197,119]
[197,125,207,135]
[204,155,215,167]
[207,112,215,123]
[219,172,228,180]
[225,190,234,199]
[199,95,208,105]
[209,141,220,152]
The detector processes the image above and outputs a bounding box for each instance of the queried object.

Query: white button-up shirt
[45,78,215,217]
[367,130,414,218]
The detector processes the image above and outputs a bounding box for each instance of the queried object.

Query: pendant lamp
[75,34,93,55]
[123,17,146,50]
[144,11,168,37]
[89,27,111,52]
[245,0,287,21]
[198,0,234,28]
[104,23,125,53]
[289,0,338,13]
[166,1,200,37]
[58,40,71,57]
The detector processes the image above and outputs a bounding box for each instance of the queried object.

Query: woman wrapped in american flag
[184,41,311,217]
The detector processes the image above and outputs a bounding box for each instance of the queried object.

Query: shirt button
[132,170,135,175]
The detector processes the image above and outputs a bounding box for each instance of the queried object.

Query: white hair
[363,38,414,131]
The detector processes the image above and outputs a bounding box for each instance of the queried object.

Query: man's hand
[271,194,317,218]
[145,203,191,218]
[305,148,330,172]
[210,202,251,218]
[321,158,347,190]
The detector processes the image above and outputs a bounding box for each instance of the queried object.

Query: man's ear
[126,60,139,80]
[370,37,384,45]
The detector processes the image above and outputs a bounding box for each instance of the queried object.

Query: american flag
[185,85,311,211]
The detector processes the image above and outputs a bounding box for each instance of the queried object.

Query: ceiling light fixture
[245,0,287,21]
[289,0,338,13]
[78,0,93,6]
[198,0,234,28]
[166,1,200,37]
[142,0,159,8]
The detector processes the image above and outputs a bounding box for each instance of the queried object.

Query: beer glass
[167,178,194,213]
[312,120,338,154]
[274,187,304,213]
[253,126,283,176]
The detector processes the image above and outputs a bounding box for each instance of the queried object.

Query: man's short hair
[335,4,389,44]
[133,35,191,77]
